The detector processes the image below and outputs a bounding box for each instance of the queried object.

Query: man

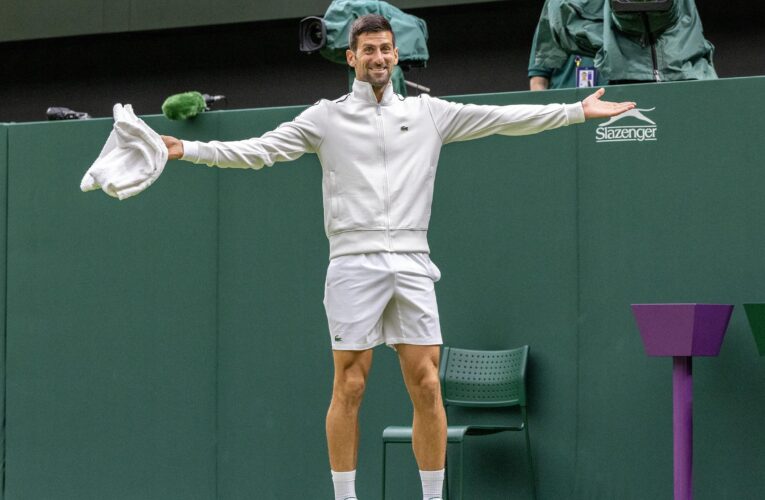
[162,14,634,500]
[529,53,598,90]
[528,0,601,90]
[528,0,716,86]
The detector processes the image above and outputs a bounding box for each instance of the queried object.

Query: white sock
[331,469,357,500]
[420,468,445,500]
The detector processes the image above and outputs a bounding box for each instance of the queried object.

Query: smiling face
[346,30,399,91]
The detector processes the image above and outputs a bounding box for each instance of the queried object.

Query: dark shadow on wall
[0,0,762,123]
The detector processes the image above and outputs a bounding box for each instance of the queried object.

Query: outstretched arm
[158,102,326,169]
[582,88,635,119]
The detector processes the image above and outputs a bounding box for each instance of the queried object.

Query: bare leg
[326,349,373,471]
[396,344,447,470]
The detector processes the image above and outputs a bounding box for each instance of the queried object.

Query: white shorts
[323,252,443,350]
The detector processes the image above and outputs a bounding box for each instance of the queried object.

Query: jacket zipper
[377,103,392,249]
[641,12,661,82]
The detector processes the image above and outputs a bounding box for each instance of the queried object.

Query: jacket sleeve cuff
[565,102,586,124]
[180,140,199,162]
[528,68,553,78]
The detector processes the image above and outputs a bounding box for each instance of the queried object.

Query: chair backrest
[439,345,529,408]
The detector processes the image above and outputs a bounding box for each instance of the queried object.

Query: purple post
[673,356,692,500]
[632,304,733,500]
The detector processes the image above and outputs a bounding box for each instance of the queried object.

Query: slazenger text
[596,126,657,143]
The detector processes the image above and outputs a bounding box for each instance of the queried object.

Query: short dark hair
[349,14,396,51]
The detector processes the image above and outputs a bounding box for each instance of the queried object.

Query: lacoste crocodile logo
[334,335,343,342]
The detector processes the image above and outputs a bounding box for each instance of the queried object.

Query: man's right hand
[529,76,550,91]
[161,135,184,160]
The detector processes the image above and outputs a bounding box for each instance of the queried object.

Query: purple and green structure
[631,303,734,500]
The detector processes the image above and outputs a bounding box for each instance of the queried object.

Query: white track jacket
[182,79,585,259]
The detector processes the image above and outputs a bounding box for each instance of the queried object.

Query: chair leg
[382,441,387,500]
[523,416,536,500]
[459,442,464,500]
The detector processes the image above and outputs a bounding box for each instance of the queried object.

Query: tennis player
[161,14,634,500]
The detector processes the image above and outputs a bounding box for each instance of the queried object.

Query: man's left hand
[582,88,636,119]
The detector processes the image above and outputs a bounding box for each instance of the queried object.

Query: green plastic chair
[381,345,535,499]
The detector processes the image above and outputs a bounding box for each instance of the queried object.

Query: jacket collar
[352,79,394,105]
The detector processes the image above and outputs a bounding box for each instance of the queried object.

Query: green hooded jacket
[529,0,716,84]
[599,0,716,81]
[528,14,598,89]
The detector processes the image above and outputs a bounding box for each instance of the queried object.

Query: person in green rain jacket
[528,0,716,87]
[528,0,601,89]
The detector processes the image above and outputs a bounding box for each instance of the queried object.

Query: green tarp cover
[599,0,716,81]
[319,0,428,66]
[529,0,716,82]
[547,0,604,59]
[319,0,428,96]
[609,0,679,37]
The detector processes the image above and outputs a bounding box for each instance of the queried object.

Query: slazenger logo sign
[596,107,657,143]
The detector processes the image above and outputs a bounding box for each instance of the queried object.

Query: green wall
[0,124,7,500]
[574,78,765,499]
[0,0,502,42]
[4,118,219,499]
[213,108,331,498]
[1,77,765,499]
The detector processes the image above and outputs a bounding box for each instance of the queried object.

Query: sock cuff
[331,469,356,482]
[419,468,445,481]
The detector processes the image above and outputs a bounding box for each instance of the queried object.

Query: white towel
[80,104,168,200]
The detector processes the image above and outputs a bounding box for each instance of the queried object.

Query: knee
[333,374,367,408]
[410,373,442,408]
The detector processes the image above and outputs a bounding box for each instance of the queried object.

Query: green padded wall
[212,108,334,499]
[425,89,580,499]
[2,77,765,499]
[3,116,219,499]
[573,78,765,499]
[0,124,7,500]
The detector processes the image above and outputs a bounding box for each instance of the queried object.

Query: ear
[393,47,399,66]
[346,49,356,68]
